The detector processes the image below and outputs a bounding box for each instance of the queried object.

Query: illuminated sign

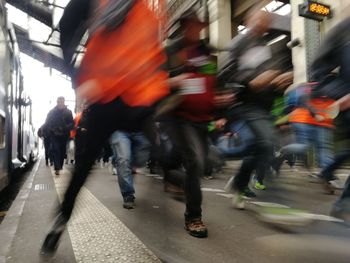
[299,1,332,21]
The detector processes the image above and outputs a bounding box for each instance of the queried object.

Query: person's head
[56,96,65,109]
[244,9,272,37]
[179,10,208,44]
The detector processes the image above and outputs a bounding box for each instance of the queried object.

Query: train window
[0,114,5,149]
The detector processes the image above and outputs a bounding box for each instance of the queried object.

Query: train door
[7,28,23,169]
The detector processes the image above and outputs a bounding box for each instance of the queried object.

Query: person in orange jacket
[41,0,173,254]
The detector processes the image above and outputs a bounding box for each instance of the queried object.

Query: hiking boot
[243,187,257,198]
[185,218,208,238]
[232,192,245,209]
[41,213,67,256]
[123,196,135,209]
[254,182,266,191]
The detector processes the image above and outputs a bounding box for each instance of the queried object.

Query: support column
[290,0,308,84]
[291,0,349,85]
[208,0,231,63]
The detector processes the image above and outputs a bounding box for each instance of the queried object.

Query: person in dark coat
[44,96,74,175]
[38,124,52,166]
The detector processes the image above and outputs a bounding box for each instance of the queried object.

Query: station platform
[0,158,350,263]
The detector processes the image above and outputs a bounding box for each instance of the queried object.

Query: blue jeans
[216,121,255,158]
[51,136,68,170]
[291,123,334,169]
[110,131,150,200]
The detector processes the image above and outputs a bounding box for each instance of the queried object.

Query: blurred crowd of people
[39,0,350,255]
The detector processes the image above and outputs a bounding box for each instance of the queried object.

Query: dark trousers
[51,136,68,170]
[232,108,275,192]
[43,137,52,164]
[321,149,350,181]
[60,98,155,220]
[164,120,208,220]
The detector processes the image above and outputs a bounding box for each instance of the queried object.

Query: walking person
[109,130,151,209]
[44,96,74,175]
[38,124,52,166]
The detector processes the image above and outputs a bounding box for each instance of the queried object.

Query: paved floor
[0,159,349,263]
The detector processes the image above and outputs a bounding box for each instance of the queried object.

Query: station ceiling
[7,0,291,76]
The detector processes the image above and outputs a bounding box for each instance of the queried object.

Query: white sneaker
[329,179,344,190]
[232,192,245,210]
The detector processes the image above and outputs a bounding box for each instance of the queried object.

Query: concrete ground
[0,159,349,263]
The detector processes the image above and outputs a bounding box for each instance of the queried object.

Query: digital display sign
[299,1,332,21]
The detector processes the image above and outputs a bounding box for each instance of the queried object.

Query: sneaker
[330,204,350,222]
[123,196,135,209]
[185,218,208,238]
[258,206,312,226]
[329,179,344,190]
[41,213,67,256]
[232,192,245,209]
[203,175,214,180]
[242,187,257,198]
[290,165,298,172]
[254,182,266,191]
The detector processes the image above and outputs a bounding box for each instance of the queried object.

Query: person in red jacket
[160,9,233,238]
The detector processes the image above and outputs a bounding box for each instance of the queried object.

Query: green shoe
[258,206,311,226]
[232,192,245,209]
[254,182,266,190]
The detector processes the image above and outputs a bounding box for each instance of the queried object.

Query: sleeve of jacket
[59,0,92,70]
[217,33,255,87]
[65,110,75,131]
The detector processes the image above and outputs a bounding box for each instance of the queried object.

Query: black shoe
[330,202,350,222]
[149,167,157,174]
[185,218,208,238]
[123,196,135,209]
[45,159,49,166]
[242,187,257,198]
[41,214,67,255]
[55,170,59,175]
[147,160,157,174]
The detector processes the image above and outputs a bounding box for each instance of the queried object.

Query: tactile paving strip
[51,169,161,263]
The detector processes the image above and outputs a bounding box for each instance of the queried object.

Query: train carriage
[0,1,38,192]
